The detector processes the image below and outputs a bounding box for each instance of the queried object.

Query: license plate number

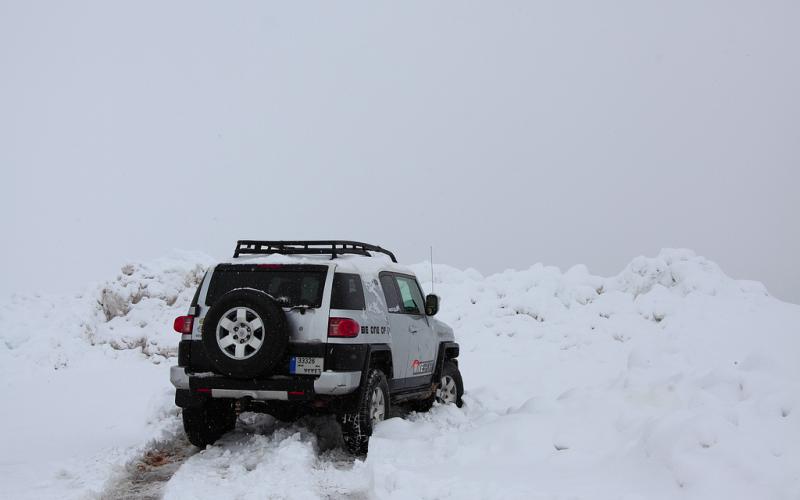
[290,356,323,375]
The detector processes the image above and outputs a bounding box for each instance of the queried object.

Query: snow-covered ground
[1,249,798,499]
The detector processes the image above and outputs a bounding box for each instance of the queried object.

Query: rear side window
[206,265,327,308]
[330,273,366,310]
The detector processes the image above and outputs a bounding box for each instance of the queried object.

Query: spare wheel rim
[216,306,265,360]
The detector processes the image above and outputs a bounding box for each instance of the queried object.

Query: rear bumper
[170,365,361,401]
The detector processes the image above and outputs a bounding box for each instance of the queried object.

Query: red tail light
[173,315,194,334]
[328,317,360,338]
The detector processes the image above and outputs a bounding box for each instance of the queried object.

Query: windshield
[206,264,328,308]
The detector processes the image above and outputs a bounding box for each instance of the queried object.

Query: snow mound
[0,250,214,499]
[606,248,769,298]
[94,250,214,356]
[1,249,798,500]
[395,251,800,500]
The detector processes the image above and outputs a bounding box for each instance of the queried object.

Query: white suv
[170,240,463,454]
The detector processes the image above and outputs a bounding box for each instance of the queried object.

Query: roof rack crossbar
[232,240,397,263]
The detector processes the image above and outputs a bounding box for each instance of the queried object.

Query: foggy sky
[2,1,798,303]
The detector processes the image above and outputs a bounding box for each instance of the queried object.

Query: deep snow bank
[1,249,798,500]
[376,250,799,499]
[0,251,212,499]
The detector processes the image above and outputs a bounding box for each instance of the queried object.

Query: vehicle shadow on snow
[233,412,358,468]
[233,402,415,459]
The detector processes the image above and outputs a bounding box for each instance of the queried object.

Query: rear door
[199,263,333,345]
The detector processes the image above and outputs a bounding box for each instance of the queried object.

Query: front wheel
[338,369,389,455]
[436,360,464,407]
[411,360,465,412]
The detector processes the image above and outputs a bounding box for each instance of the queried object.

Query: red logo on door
[411,359,433,374]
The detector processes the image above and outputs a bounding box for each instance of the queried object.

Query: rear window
[206,264,327,308]
[330,273,366,310]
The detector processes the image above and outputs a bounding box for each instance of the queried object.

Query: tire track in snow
[100,433,198,500]
[102,413,374,499]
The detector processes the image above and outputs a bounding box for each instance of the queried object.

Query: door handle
[408,326,418,334]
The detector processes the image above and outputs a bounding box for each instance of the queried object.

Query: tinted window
[395,275,424,314]
[207,265,327,308]
[380,274,402,313]
[331,273,366,310]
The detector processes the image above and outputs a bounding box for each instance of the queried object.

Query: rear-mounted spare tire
[201,288,288,379]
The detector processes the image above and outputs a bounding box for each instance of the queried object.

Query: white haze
[1,1,798,303]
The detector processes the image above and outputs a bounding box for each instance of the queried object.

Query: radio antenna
[430,245,434,293]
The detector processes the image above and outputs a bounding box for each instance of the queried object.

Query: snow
[225,252,413,276]
[0,251,211,499]
[1,249,798,499]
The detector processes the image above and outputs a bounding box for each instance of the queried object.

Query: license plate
[290,356,323,375]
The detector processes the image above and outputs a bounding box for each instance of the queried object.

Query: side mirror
[425,294,440,316]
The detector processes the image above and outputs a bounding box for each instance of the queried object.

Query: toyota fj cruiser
[170,240,463,454]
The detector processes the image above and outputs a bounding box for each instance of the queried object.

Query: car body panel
[173,252,457,402]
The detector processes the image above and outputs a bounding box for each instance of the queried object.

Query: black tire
[338,369,389,455]
[201,288,288,379]
[437,360,464,408]
[182,400,237,448]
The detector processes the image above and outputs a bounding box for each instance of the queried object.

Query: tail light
[328,317,360,338]
[173,315,194,334]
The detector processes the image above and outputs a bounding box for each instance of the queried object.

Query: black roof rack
[233,240,398,263]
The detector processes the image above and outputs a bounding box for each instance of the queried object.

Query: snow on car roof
[221,253,414,276]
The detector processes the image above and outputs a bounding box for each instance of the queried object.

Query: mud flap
[175,389,208,409]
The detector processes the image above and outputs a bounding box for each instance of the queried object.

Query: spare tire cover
[201,288,288,379]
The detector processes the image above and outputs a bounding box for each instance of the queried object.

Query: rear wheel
[338,369,389,455]
[182,400,237,448]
